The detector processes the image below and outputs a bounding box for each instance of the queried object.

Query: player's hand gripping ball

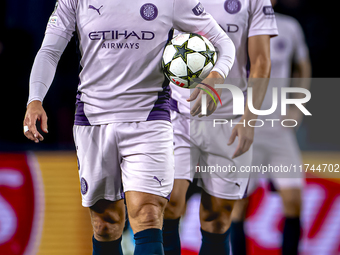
[162,33,217,88]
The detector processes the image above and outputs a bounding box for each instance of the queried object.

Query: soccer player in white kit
[22,0,236,254]
[230,0,311,254]
[163,0,278,254]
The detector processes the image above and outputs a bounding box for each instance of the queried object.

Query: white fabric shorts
[73,121,174,207]
[247,126,304,194]
[171,110,252,200]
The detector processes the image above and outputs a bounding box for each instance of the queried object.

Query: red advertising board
[180,177,340,255]
[0,153,43,255]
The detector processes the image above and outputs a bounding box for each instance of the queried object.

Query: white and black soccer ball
[162,33,217,88]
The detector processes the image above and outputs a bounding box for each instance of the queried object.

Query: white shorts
[73,121,174,207]
[247,127,304,195]
[172,110,252,200]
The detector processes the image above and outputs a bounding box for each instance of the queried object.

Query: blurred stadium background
[0,0,339,254]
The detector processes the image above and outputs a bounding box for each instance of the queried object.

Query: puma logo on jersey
[89,5,103,15]
[153,176,164,186]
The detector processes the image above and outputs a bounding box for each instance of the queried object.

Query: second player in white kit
[163,0,278,254]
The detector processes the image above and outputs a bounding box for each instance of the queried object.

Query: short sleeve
[248,0,278,38]
[45,0,77,41]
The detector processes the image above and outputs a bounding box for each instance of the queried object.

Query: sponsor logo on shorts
[81,177,88,195]
[140,3,158,21]
[153,176,164,186]
[89,5,103,15]
[224,0,242,14]
[263,6,275,16]
[192,2,204,16]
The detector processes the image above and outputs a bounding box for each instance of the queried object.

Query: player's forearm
[28,33,68,105]
[197,15,236,78]
[211,32,236,79]
[243,56,271,121]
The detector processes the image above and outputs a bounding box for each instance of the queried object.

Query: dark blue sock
[134,228,164,255]
[92,235,123,255]
[282,217,300,255]
[163,218,181,255]
[199,228,230,255]
[230,221,247,255]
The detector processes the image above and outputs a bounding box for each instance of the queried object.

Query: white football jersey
[259,13,309,120]
[42,0,234,125]
[171,0,278,119]
[270,13,309,78]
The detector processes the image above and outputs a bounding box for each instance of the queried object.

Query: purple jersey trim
[146,78,171,122]
[74,91,91,126]
[242,179,249,199]
[147,29,173,123]
[169,98,180,113]
[166,192,171,201]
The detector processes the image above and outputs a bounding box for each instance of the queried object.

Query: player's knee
[283,195,301,217]
[130,203,163,229]
[164,193,186,219]
[91,210,125,240]
[200,204,233,233]
[201,210,231,233]
[231,198,249,221]
[164,179,189,219]
[90,199,125,241]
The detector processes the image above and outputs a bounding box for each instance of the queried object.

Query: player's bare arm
[288,57,312,126]
[228,34,271,158]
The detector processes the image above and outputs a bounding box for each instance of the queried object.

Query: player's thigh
[73,125,123,207]
[118,120,174,200]
[164,179,190,219]
[172,110,194,181]
[89,199,125,241]
[194,118,252,200]
[200,189,236,234]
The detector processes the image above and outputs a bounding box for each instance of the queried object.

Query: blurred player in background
[230,0,312,254]
[164,0,277,254]
[23,0,236,254]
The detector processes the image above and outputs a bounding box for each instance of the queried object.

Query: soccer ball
[162,33,217,88]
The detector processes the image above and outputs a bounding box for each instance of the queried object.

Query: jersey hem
[248,29,279,38]
[74,116,171,126]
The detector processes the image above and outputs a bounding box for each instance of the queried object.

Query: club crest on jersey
[140,3,158,21]
[224,0,241,14]
[192,2,204,16]
[275,39,286,51]
[81,177,88,195]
